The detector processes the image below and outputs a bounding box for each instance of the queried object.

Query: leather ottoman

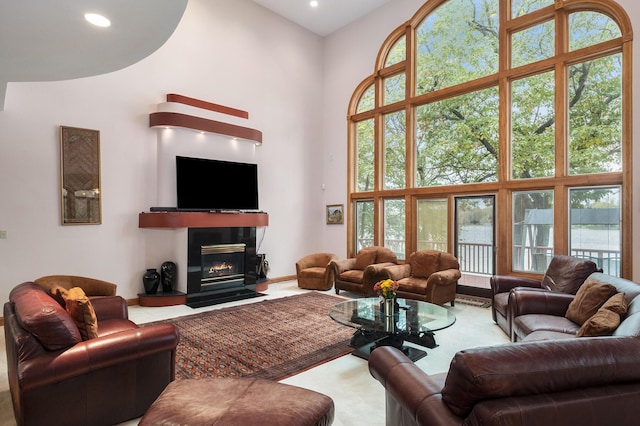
[139,378,335,426]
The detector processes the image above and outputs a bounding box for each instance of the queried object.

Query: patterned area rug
[145,292,354,381]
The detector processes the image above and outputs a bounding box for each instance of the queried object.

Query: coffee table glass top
[329,297,455,334]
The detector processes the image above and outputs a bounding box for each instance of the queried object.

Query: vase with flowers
[374,279,399,317]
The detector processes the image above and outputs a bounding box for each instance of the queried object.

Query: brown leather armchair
[4,282,179,426]
[35,274,117,296]
[383,250,460,306]
[330,246,398,296]
[490,255,598,338]
[369,339,640,426]
[296,252,338,290]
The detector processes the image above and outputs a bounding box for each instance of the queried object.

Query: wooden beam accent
[166,94,249,119]
[149,112,262,144]
[139,211,269,228]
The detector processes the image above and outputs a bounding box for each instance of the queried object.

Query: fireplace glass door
[200,243,246,289]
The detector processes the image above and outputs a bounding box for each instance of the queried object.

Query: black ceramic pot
[160,261,177,293]
[143,268,160,294]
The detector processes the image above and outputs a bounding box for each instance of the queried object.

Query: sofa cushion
[603,292,629,314]
[354,248,377,270]
[375,247,398,264]
[339,269,364,284]
[410,251,439,278]
[565,279,617,325]
[541,255,598,294]
[577,293,628,337]
[514,314,580,338]
[10,282,82,350]
[577,309,620,337]
[441,337,640,418]
[62,287,99,340]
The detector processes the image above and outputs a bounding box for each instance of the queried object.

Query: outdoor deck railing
[357,238,620,277]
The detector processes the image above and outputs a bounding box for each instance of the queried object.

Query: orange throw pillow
[565,279,616,325]
[63,287,98,340]
[49,285,68,308]
[577,292,628,337]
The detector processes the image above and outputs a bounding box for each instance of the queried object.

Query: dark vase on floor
[143,268,160,295]
[161,261,177,293]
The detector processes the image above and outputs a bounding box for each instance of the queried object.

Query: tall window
[347,0,631,278]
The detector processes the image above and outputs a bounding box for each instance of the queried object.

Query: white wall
[0,0,325,301]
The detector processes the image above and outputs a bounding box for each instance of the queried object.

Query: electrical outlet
[0,230,7,239]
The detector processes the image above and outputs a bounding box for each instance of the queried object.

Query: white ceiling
[0,0,390,109]
[252,0,391,36]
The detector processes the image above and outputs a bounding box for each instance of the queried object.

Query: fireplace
[187,227,258,307]
[201,243,246,288]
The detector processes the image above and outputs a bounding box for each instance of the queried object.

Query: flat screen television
[176,156,259,211]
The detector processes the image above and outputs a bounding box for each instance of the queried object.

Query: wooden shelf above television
[149,94,262,145]
[139,211,269,229]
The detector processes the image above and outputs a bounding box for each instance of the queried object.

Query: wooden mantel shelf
[139,211,269,228]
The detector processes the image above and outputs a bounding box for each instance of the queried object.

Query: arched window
[347,0,632,283]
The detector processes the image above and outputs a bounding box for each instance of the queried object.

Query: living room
[1,0,640,424]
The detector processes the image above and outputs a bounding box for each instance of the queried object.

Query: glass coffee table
[329,297,456,361]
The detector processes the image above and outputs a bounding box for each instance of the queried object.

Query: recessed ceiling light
[84,13,111,28]
[310,1,319,7]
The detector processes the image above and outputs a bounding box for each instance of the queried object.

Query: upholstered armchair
[383,250,461,306]
[490,255,599,337]
[5,281,179,426]
[330,246,398,296]
[35,274,117,296]
[296,252,338,290]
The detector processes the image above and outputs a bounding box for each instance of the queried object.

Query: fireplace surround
[187,227,258,307]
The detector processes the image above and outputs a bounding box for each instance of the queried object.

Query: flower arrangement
[374,279,399,299]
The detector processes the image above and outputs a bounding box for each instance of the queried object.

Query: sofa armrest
[330,258,356,274]
[19,323,179,391]
[369,346,462,425]
[91,295,129,321]
[383,264,411,281]
[490,275,542,294]
[428,269,462,286]
[363,263,398,294]
[508,287,575,318]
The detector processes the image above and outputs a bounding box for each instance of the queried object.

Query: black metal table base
[348,329,437,362]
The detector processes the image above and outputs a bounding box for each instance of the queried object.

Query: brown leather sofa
[490,255,598,338]
[4,282,179,426]
[510,272,640,342]
[330,246,398,296]
[383,250,460,305]
[296,252,338,290]
[369,338,640,426]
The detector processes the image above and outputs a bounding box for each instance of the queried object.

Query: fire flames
[209,262,235,276]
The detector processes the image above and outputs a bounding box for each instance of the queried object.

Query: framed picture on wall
[60,126,102,225]
[326,204,344,225]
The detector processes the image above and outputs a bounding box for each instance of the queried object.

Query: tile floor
[0,281,510,426]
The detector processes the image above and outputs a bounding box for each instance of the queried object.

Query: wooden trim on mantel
[149,112,263,144]
[139,211,269,228]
